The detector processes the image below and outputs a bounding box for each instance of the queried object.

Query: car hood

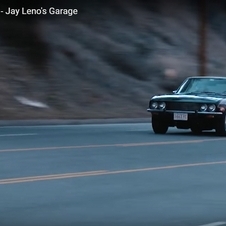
[151,94,223,103]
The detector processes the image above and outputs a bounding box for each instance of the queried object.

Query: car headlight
[159,102,166,109]
[151,102,158,109]
[208,104,216,112]
[200,104,208,112]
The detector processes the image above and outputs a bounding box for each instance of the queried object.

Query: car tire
[152,117,168,134]
[215,115,226,136]
[190,126,202,134]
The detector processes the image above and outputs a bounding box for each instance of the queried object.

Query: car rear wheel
[215,115,226,136]
[152,117,168,134]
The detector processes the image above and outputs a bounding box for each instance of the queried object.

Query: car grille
[166,102,200,111]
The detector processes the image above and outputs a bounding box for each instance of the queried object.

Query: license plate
[173,113,188,121]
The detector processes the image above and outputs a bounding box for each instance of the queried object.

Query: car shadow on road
[127,128,224,138]
[166,130,221,137]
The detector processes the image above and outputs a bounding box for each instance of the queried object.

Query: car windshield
[178,77,226,94]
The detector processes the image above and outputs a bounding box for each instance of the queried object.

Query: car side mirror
[172,90,177,94]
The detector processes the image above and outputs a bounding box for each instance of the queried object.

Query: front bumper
[147,108,224,129]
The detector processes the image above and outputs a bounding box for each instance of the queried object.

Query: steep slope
[0,0,225,119]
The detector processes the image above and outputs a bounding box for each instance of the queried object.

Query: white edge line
[199,222,226,226]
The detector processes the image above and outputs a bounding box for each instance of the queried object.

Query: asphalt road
[1,123,226,226]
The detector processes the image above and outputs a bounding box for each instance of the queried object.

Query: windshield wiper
[200,91,219,94]
[197,91,226,96]
[184,92,201,95]
[184,91,224,96]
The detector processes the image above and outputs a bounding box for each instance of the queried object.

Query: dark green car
[147,76,226,135]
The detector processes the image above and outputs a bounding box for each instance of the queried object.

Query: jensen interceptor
[147,76,226,135]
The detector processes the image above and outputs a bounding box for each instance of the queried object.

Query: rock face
[0,0,225,119]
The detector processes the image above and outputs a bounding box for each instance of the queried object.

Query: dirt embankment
[0,0,225,119]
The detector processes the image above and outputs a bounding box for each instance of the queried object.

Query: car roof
[187,76,226,79]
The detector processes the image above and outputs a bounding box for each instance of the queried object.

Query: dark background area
[0,0,225,119]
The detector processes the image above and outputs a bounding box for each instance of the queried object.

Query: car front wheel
[152,117,168,134]
[215,115,226,136]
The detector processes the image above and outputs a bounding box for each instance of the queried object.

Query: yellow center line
[1,160,226,185]
[0,138,225,153]
[0,170,107,185]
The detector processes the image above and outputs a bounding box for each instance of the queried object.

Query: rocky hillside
[0,0,225,119]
